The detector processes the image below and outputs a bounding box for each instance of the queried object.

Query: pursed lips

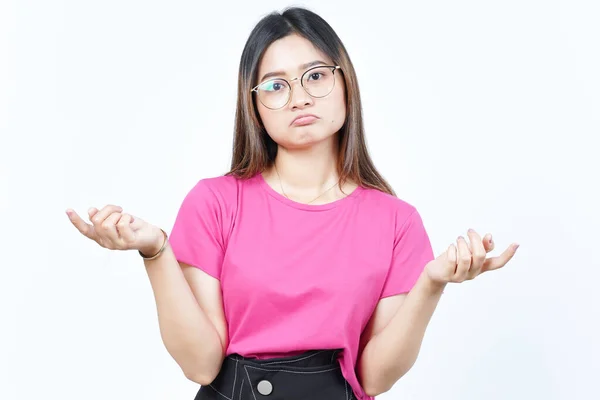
[290,114,319,126]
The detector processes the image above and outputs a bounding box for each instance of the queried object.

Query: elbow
[182,356,223,387]
[360,372,390,397]
[182,356,223,386]
[184,369,218,386]
[363,382,391,398]
[363,387,379,398]
[361,363,416,397]
[177,339,226,386]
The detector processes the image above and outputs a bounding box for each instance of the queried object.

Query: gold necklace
[274,163,341,204]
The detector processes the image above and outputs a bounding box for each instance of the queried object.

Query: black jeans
[194,349,354,400]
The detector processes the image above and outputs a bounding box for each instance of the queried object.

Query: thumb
[129,215,147,231]
[483,233,495,253]
[88,207,98,220]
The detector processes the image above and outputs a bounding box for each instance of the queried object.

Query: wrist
[140,226,167,257]
[420,270,447,295]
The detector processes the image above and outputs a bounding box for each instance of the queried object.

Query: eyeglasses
[251,65,342,110]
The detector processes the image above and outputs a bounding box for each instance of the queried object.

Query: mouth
[291,114,319,126]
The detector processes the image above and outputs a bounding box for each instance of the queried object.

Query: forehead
[258,34,333,77]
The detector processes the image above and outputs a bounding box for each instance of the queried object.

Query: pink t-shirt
[169,173,434,400]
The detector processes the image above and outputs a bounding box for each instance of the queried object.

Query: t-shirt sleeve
[380,209,435,298]
[168,179,226,280]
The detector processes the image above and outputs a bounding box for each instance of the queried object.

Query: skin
[251,33,521,396]
[65,32,520,396]
[255,34,347,150]
[255,33,357,204]
[358,232,519,396]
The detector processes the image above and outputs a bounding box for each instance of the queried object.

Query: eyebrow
[259,60,329,82]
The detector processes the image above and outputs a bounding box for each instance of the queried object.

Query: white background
[1,0,599,399]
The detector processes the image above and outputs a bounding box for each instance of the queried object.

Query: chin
[283,130,336,149]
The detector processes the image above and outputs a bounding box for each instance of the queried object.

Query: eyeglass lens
[256,66,337,109]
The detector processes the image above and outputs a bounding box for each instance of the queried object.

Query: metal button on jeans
[257,379,273,395]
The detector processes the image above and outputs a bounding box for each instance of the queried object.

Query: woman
[66,7,519,400]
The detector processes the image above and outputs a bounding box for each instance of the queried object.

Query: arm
[143,235,227,385]
[357,271,445,397]
[358,228,515,396]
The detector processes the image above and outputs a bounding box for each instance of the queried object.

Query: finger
[90,205,123,226]
[445,243,458,281]
[88,207,99,220]
[454,236,472,282]
[117,213,135,243]
[99,211,122,244]
[482,243,520,272]
[130,215,144,231]
[483,233,495,253]
[467,229,486,278]
[66,209,96,240]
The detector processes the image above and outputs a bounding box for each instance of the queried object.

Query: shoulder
[176,174,247,218]
[175,174,246,236]
[359,188,431,249]
[184,173,246,202]
[358,187,419,222]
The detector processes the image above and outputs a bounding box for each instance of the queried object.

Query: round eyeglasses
[251,65,342,110]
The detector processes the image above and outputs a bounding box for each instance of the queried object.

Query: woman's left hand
[425,229,520,284]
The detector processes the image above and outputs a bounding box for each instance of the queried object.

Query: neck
[263,135,346,204]
[268,138,342,202]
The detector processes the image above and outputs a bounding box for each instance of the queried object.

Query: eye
[308,72,323,81]
[260,79,286,92]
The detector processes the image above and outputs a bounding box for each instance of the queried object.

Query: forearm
[144,243,224,384]
[359,271,446,396]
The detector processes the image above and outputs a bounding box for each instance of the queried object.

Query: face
[254,34,346,149]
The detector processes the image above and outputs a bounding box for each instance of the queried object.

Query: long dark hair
[226,6,395,196]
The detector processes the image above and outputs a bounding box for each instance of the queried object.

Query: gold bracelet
[139,228,168,260]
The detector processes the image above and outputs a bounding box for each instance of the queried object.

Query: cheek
[329,112,345,131]
[258,107,286,136]
[257,106,274,128]
[327,92,346,128]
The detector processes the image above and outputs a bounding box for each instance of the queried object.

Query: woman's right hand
[66,204,165,256]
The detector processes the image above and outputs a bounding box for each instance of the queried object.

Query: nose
[288,78,313,109]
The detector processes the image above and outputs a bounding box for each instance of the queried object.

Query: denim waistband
[199,349,352,400]
[227,349,342,368]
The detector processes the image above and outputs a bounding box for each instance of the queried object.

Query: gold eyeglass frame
[250,65,342,110]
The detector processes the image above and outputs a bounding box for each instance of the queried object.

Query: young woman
[66,7,519,400]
